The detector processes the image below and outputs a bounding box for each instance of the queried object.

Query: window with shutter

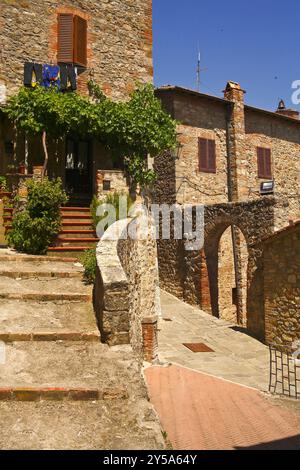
[58,14,74,64]
[198,138,216,173]
[257,147,272,179]
[58,13,87,68]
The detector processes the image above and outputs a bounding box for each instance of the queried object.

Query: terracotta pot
[18,165,26,175]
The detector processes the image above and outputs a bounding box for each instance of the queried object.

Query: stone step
[0,259,84,279]
[0,299,99,340]
[0,254,78,263]
[0,276,91,302]
[0,397,163,450]
[0,342,137,396]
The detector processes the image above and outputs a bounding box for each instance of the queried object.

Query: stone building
[262,220,300,347]
[0,0,153,204]
[153,82,300,339]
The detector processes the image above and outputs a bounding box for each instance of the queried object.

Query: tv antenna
[196,49,208,92]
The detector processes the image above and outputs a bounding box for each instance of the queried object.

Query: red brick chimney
[276,99,299,120]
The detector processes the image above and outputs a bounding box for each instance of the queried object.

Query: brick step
[0,387,106,402]
[0,192,12,199]
[55,238,98,247]
[61,207,91,212]
[0,342,130,400]
[61,214,92,221]
[0,332,100,342]
[48,246,92,254]
[61,222,95,230]
[59,230,96,236]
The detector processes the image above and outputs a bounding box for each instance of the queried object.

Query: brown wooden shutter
[264,148,272,178]
[199,138,216,173]
[74,15,87,67]
[257,147,272,178]
[208,140,216,172]
[257,147,265,178]
[199,138,208,171]
[58,13,74,64]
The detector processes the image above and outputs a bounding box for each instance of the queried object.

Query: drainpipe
[225,103,243,325]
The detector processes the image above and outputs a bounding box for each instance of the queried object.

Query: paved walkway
[145,365,300,450]
[158,291,270,391]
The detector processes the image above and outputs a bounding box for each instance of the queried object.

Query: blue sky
[153,0,300,111]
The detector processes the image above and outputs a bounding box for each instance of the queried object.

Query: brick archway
[202,199,276,339]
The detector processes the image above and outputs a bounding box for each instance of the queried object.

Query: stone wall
[96,170,129,201]
[94,216,160,362]
[263,222,300,346]
[155,89,229,205]
[0,0,153,101]
[245,108,300,216]
[155,84,300,218]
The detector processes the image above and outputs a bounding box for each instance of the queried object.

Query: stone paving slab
[0,300,99,336]
[0,399,164,450]
[145,364,300,450]
[159,291,270,391]
[0,342,144,391]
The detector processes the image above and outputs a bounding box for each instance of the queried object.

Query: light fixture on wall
[260,180,275,195]
[174,134,184,160]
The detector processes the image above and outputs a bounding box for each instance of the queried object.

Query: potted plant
[18,162,26,175]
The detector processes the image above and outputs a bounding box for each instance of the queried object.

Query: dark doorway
[65,138,92,206]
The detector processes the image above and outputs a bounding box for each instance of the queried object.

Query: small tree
[5,87,93,178]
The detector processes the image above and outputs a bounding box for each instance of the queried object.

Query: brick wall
[0,0,153,100]
[263,223,300,346]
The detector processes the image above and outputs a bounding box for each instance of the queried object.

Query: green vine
[4,83,178,187]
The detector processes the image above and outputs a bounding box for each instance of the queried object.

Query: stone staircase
[2,205,99,256]
[0,251,164,449]
[49,207,99,256]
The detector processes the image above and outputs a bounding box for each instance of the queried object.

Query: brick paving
[145,364,300,450]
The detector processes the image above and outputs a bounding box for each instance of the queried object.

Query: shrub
[0,176,7,191]
[8,178,68,255]
[80,246,97,284]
